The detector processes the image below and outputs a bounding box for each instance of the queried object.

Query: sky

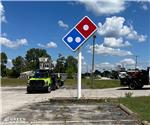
[0,0,150,72]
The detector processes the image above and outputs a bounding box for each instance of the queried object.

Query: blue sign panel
[63,28,85,51]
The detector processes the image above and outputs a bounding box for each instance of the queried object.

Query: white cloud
[98,16,129,37]
[75,55,85,60]
[127,30,147,42]
[97,16,146,42]
[0,2,6,23]
[103,37,131,47]
[95,62,114,70]
[53,60,57,66]
[37,43,45,48]
[142,4,148,10]
[1,32,7,37]
[6,59,13,69]
[47,42,57,48]
[82,61,86,65]
[38,42,57,48]
[75,55,86,71]
[140,1,149,11]
[88,44,132,56]
[58,20,69,29]
[120,58,135,65]
[0,37,28,48]
[79,0,125,15]
[81,62,88,73]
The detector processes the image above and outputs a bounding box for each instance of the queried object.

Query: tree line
[0,48,77,78]
[82,70,119,79]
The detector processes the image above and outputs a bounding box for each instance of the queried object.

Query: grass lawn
[1,78,27,86]
[1,78,120,89]
[119,96,150,122]
[65,79,120,89]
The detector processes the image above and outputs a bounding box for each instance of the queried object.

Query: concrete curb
[119,104,150,125]
[119,104,137,116]
[142,121,150,125]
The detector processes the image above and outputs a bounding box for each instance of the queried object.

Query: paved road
[1,85,150,124]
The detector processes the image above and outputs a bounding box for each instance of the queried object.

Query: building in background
[39,57,51,70]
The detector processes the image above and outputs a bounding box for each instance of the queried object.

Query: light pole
[91,34,96,87]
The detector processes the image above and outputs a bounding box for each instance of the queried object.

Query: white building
[19,71,34,79]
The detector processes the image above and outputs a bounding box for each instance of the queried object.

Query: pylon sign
[62,16,97,51]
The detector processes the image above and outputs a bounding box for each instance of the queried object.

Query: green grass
[119,96,150,122]
[1,78,120,89]
[65,79,120,89]
[1,78,27,86]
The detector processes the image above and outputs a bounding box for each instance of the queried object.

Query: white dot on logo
[83,24,89,31]
[75,37,81,43]
[67,37,73,43]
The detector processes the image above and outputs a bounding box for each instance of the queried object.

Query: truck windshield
[34,71,49,78]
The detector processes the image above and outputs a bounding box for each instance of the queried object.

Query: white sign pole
[77,47,82,99]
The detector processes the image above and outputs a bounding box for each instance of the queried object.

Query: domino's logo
[62,16,97,51]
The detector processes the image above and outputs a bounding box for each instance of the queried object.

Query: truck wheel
[51,84,56,90]
[60,81,64,87]
[27,87,32,93]
[136,79,144,89]
[128,79,144,90]
[56,82,59,89]
[27,90,30,93]
[47,86,51,93]
[128,80,138,90]
[128,84,135,90]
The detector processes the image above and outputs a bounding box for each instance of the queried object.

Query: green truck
[27,69,60,93]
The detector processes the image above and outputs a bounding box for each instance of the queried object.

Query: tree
[54,54,66,73]
[1,52,7,65]
[6,68,20,78]
[12,56,26,74]
[25,48,51,70]
[94,70,101,75]
[65,56,77,78]
[102,70,111,78]
[111,70,119,79]
[0,52,7,77]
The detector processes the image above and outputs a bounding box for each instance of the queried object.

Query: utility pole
[87,64,89,73]
[91,34,96,87]
[135,55,138,69]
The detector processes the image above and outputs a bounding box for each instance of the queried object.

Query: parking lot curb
[119,104,137,115]
[119,104,150,125]
[142,121,150,125]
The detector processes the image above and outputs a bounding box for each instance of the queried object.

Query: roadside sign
[62,16,97,51]
[62,16,97,99]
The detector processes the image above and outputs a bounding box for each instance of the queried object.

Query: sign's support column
[77,48,82,99]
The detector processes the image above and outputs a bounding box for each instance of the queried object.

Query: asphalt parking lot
[1,85,150,124]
